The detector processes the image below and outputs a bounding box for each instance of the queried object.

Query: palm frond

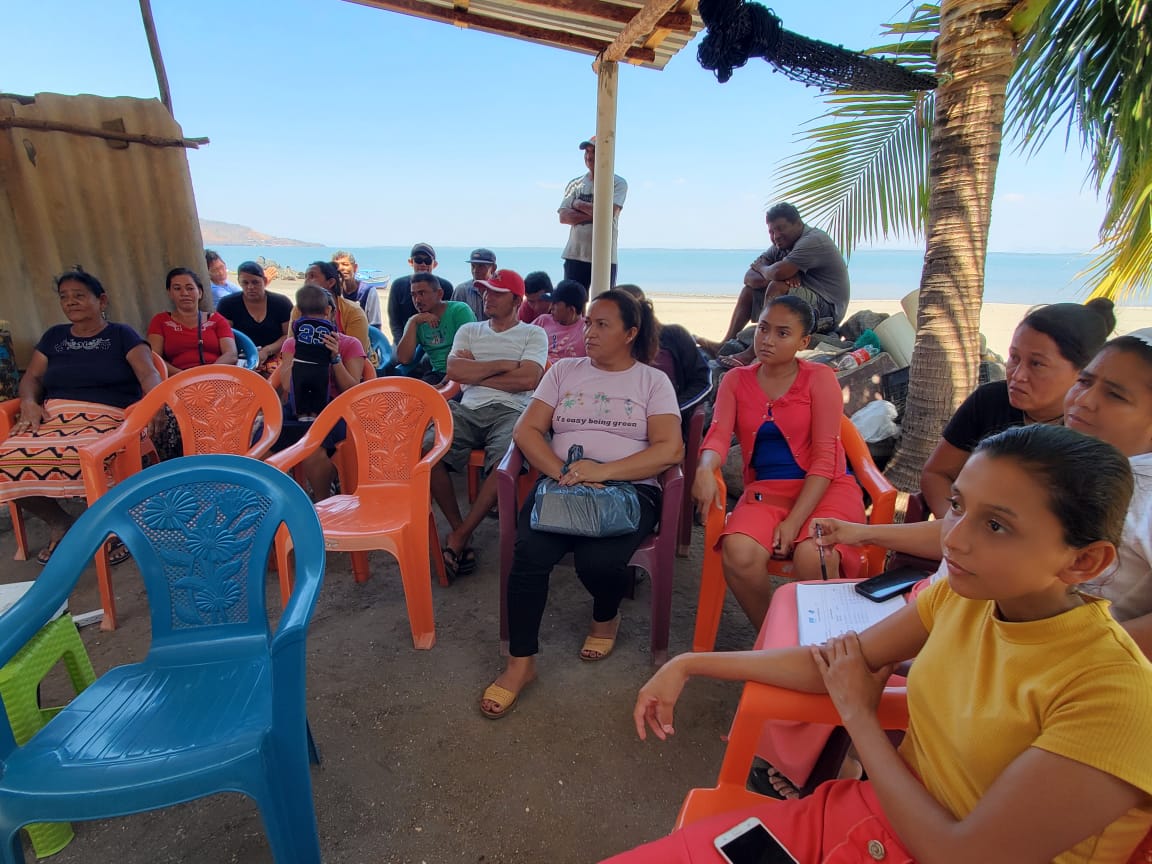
[772,92,932,257]
[770,4,938,257]
[1085,161,1152,301]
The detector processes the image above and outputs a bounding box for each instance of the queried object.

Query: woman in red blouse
[147,268,238,375]
[693,295,865,630]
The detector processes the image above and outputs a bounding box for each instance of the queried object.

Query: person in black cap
[386,242,456,345]
[455,248,497,322]
[557,135,627,291]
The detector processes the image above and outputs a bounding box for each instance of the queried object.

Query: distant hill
[199,220,322,247]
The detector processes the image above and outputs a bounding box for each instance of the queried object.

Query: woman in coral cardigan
[692,295,865,631]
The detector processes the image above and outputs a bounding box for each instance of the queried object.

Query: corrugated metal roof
[344,0,702,70]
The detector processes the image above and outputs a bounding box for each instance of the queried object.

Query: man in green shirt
[395,272,477,384]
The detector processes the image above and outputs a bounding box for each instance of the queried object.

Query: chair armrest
[715,681,909,790]
[437,379,462,401]
[0,399,19,438]
[76,413,148,502]
[702,467,729,548]
[265,411,348,474]
[496,442,525,507]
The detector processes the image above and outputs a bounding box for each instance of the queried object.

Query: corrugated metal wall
[0,93,205,364]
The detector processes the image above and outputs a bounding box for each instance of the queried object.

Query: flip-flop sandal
[442,548,462,582]
[107,538,132,567]
[457,547,477,576]
[36,539,61,566]
[747,762,801,800]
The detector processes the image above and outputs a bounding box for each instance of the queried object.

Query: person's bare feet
[480,656,537,718]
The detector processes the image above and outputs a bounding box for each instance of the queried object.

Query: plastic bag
[529,444,642,537]
[851,400,900,443]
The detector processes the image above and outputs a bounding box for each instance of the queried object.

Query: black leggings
[507,483,660,657]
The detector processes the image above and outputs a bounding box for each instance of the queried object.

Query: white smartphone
[713,816,800,864]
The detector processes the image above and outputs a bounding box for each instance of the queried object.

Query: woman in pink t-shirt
[480,290,684,719]
[146,267,238,376]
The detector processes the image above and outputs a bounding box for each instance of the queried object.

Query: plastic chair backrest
[1,455,325,667]
[367,325,393,374]
[268,377,452,492]
[232,330,260,370]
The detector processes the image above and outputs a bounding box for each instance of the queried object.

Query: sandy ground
[2,483,758,864]
[266,279,1152,360]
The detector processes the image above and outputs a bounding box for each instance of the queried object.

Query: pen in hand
[815,523,829,581]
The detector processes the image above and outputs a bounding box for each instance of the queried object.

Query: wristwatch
[330,355,342,365]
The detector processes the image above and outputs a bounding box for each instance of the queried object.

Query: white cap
[1127,327,1152,349]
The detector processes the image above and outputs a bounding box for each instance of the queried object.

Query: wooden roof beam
[511,0,692,33]
[349,0,656,62]
[594,0,682,70]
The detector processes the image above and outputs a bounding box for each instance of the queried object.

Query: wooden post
[590,59,618,297]
[139,0,174,115]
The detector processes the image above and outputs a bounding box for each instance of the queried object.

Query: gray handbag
[530,445,641,537]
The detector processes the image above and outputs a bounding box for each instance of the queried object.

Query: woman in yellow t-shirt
[614,424,1152,864]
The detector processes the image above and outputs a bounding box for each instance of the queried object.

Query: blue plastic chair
[0,455,326,863]
[233,329,260,370]
[367,325,393,375]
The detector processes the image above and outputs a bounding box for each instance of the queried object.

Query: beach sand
[267,279,1152,357]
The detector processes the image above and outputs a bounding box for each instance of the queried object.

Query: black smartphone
[714,817,798,864]
[854,565,932,603]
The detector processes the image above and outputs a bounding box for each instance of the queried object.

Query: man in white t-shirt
[431,269,548,579]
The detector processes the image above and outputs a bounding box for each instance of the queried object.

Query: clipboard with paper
[795,582,905,646]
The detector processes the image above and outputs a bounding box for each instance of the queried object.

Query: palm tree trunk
[885,0,1017,490]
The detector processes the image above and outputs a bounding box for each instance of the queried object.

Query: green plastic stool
[0,615,97,857]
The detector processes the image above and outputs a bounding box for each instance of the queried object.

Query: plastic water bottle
[832,345,877,372]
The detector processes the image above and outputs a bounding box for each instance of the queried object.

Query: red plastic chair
[2,352,169,566]
[676,403,707,558]
[267,377,453,650]
[691,415,898,653]
[76,365,283,630]
[495,444,684,665]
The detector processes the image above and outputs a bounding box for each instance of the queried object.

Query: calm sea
[213,245,1111,306]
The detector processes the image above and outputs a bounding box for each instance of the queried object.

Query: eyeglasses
[411,255,434,266]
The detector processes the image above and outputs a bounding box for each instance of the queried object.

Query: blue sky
[3,0,1103,252]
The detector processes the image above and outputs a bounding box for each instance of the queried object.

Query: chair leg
[94,547,118,632]
[274,525,295,608]
[429,513,447,587]
[649,565,673,667]
[254,752,322,864]
[306,719,321,766]
[350,551,371,584]
[0,821,28,864]
[691,547,728,653]
[676,488,694,558]
[8,503,27,561]
[397,528,436,650]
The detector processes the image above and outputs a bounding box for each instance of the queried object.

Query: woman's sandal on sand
[580,614,622,662]
[36,539,61,566]
[480,680,533,719]
[107,537,132,566]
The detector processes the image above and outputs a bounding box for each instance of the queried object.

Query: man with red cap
[557,136,627,291]
[430,269,549,579]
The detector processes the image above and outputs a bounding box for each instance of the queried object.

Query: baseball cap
[467,248,496,265]
[542,279,588,310]
[410,242,436,259]
[476,269,525,298]
[579,136,596,150]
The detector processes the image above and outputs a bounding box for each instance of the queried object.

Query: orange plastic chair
[2,352,169,566]
[75,366,283,630]
[691,415,898,653]
[675,682,909,827]
[267,377,453,650]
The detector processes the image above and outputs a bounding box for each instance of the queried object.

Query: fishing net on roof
[697,0,937,91]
